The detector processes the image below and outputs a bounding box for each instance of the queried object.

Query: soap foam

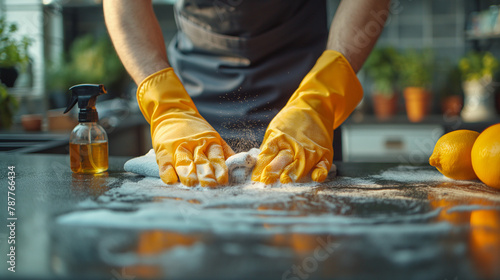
[57,164,500,236]
[372,165,453,183]
[124,148,337,187]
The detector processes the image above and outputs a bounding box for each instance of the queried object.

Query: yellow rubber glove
[137,68,235,187]
[252,50,363,184]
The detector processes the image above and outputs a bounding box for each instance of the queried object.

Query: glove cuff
[295,50,363,129]
[314,50,356,73]
[136,67,198,123]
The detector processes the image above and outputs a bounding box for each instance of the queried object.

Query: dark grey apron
[168,0,328,151]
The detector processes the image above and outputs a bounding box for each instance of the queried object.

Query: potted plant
[439,66,463,117]
[397,49,433,122]
[364,47,399,120]
[458,51,499,122]
[45,35,127,130]
[0,17,31,87]
[0,83,19,129]
[46,34,127,108]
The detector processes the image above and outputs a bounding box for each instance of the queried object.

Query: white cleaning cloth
[124,149,160,178]
[124,148,261,184]
[124,148,336,185]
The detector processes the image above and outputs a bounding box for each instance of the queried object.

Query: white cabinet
[341,124,444,163]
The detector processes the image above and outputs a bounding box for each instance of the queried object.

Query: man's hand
[251,106,333,184]
[105,1,234,186]
[138,68,235,187]
[252,51,363,184]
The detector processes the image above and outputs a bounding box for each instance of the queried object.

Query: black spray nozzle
[64,84,107,122]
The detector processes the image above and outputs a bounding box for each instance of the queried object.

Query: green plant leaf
[46,34,126,92]
[396,49,434,88]
[459,51,499,82]
[0,17,32,69]
[363,47,399,95]
[0,83,17,128]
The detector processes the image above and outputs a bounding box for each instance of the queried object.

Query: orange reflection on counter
[266,232,339,258]
[470,209,500,278]
[152,197,200,204]
[136,231,199,255]
[430,198,471,225]
[122,230,201,279]
[268,233,322,254]
[429,187,500,279]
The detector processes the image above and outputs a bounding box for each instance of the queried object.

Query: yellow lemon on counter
[429,130,480,180]
[471,124,500,189]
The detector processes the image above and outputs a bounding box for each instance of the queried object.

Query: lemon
[429,130,479,180]
[471,124,500,189]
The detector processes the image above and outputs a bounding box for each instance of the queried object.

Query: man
[104,0,390,187]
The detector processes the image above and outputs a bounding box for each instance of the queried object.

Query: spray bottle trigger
[64,91,78,114]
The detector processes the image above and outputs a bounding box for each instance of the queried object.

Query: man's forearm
[103,0,170,84]
[327,0,391,72]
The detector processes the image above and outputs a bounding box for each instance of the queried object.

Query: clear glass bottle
[69,123,108,173]
[64,84,108,174]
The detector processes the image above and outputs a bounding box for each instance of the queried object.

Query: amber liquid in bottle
[70,142,108,173]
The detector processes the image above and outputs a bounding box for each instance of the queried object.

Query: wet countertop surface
[1,154,500,280]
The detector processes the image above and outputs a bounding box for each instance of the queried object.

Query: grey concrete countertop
[0,154,499,280]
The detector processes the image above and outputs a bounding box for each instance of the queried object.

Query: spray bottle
[64,84,108,173]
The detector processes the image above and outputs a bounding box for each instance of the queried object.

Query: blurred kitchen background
[0,0,499,163]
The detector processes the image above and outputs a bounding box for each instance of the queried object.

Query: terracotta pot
[403,87,431,123]
[372,93,398,121]
[21,114,43,131]
[441,95,463,117]
[48,110,78,131]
